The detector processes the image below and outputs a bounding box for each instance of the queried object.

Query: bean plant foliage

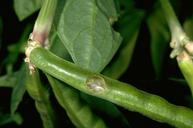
[0,0,193,128]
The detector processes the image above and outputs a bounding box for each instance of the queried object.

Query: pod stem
[31,0,57,44]
[177,51,193,95]
[26,69,58,128]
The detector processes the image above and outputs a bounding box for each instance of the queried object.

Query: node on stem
[25,34,41,74]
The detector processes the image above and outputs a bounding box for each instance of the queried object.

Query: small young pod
[177,51,193,95]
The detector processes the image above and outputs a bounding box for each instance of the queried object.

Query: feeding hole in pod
[86,75,106,93]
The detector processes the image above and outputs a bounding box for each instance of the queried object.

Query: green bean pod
[29,47,193,128]
[26,69,58,128]
[47,75,107,128]
[177,51,193,95]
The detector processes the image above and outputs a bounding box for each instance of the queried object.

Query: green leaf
[96,0,118,24]
[47,0,70,59]
[102,10,144,79]
[0,72,18,88]
[183,17,193,40]
[48,26,71,60]
[10,65,26,115]
[49,33,70,60]
[53,0,66,26]
[58,0,121,72]
[118,0,134,8]
[116,0,134,13]
[147,6,169,79]
[0,113,23,126]
[14,0,43,21]
[11,113,23,125]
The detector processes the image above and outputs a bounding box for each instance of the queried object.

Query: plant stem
[29,47,193,128]
[25,0,57,73]
[25,1,58,127]
[159,0,190,58]
[160,0,193,96]
[32,0,57,44]
[160,0,185,40]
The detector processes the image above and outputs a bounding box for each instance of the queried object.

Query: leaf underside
[58,0,121,72]
[14,0,42,21]
[102,10,144,79]
[10,65,26,115]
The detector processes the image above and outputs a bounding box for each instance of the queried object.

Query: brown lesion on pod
[86,75,107,93]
